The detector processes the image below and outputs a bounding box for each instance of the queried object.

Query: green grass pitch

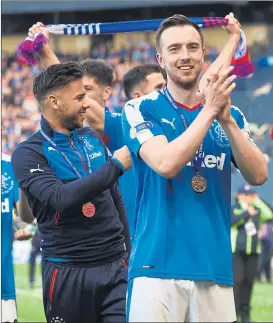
[14,263,273,322]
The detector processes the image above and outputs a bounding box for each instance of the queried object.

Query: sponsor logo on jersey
[89,151,102,159]
[1,198,10,213]
[186,153,226,170]
[48,147,57,152]
[30,164,44,173]
[161,118,176,130]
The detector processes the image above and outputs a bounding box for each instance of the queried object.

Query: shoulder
[230,105,249,131]
[231,105,245,118]
[105,108,122,119]
[13,132,42,153]
[1,152,11,162]
[123,90,161,113]
[104,108,122,128]
[11,133,46,164]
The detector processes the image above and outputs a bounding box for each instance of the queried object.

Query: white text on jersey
[186,153,226,170]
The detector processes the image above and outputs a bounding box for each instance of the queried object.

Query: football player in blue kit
[28,17,249,244]
[1,152,34,323]
[2,152,19,323]
[122,13,268,322]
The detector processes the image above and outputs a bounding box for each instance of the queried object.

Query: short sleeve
[231,105,256,146]
[122,97,165,157]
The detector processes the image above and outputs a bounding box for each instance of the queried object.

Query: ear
[48,95,60,111]
[156,52,165,69]
[103,86,112,101]
[132,91,141,99]
[201,46,205,65]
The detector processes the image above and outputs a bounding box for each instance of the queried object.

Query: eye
[77,95,85,102]
[169,47,177,53]
[155,83,164,90]
[189,45,199,51]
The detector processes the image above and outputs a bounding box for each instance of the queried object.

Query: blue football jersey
[1,153,19,300]
[104,108,137,238]
[122,90,250,285]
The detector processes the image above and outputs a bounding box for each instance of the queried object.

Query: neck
[43,114,70,134]
[167,78,200,108]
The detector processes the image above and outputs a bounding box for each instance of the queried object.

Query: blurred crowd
[2,38,273,155]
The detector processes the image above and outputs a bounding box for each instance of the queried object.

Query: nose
[82,97,90,110]
[179,46,190,62]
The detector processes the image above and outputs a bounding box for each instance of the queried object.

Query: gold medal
[191,174,207,193]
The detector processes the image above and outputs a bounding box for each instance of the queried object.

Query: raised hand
[203,65,237,119]
[224,12,241,39]
[28,22,49,40]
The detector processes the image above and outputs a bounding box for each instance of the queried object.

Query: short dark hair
[123,64,163,99]
[81,59,114,87]
[33,61,84,103]
[156,14,204,51]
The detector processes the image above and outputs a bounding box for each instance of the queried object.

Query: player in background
[122,13,268,322]
[27,15,249,240]
[231,184,273,322]
[1,152,34,323]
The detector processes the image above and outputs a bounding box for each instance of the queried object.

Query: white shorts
[1,299,17,323]
[127,277,236,322]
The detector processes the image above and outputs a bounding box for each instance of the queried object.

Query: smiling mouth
[178,66,193,71]
[79,112,86,117]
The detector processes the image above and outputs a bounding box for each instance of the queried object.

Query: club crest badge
[209,120,230,148]
[1,173,14,195]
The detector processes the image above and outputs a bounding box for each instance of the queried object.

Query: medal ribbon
[163,86,204,172]
[39,129,92,178]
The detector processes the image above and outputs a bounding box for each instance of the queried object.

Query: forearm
[210,35,240,72]
[39,44,60,67]
[47,160,124,212]
[199,35,240,92]
[158,109,214,178]
[221,118,268,185]
[16,159,124,213]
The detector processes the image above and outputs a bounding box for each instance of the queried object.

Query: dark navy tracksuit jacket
[11,117,130,323]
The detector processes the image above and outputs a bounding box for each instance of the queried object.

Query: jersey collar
[175,101,202,111]
[40,116,78,145]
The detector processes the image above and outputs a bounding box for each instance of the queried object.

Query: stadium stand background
[2,0,273,206]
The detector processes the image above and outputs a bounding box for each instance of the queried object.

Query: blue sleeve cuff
[112,157,126,173]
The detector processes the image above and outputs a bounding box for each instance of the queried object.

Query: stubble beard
[169,70,198,90]
[61,113,81,131]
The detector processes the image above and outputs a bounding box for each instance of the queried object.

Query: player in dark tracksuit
[11,62,131,323]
